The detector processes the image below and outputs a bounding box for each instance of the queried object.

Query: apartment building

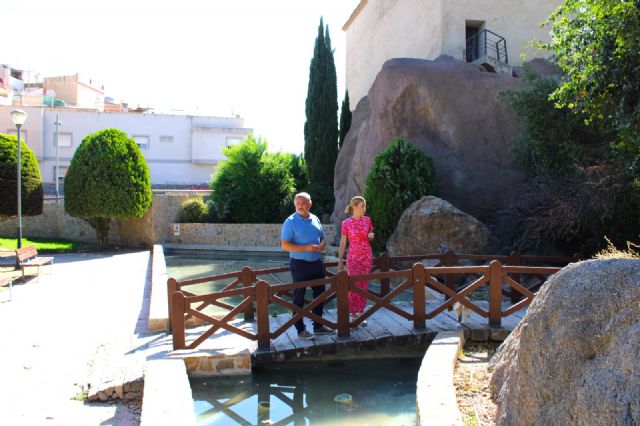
[0,105,251,187]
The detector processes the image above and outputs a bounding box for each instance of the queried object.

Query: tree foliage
[181,197,207,223]
[539,0,640,158]
[339,90,352,151]
[500,69,609,176]
[363,137,439,252]
[0,133,43,219]
[208,135,296,223]
[64,128,152,245]
[283,153,309,193]
[304,17,339,193]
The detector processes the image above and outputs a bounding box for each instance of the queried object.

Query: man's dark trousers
[289,258,325,333]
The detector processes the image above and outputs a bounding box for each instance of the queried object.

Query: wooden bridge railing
[169,251,571,350]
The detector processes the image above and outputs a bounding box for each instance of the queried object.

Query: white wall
[344,0,562,106]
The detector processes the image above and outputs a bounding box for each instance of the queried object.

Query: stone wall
[0,192,335,248]
[167,222,337,248]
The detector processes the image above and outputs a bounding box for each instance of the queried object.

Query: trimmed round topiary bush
[0,133,43,219]
[363,136,439,252]
[181,197,207,223]
[64,128,152,245]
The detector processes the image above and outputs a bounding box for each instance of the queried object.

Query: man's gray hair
[294,192,312,203]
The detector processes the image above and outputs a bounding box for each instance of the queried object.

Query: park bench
[15,245,54,278]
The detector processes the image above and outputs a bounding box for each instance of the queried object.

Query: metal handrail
[465,29,509,64]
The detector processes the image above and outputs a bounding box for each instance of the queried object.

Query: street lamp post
[54,115,62,199]
[10,109,27,250]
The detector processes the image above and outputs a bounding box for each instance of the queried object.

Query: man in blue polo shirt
[281,192,334,339]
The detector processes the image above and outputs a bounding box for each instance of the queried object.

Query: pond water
[191,357,420,425]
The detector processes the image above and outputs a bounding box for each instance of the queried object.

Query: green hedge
[64,128,152,244]
[364,137,438,252]
[208,135,296,223]
[0,133,43,218]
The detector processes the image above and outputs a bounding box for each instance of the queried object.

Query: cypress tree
[304,17,339,190]
[339,90,352,150]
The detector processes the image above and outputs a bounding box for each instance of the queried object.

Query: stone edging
[148,244,169,332]
[140,359,196,426]
[416,330,466,425]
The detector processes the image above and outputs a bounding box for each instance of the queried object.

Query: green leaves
[64,128,152,245]
[363,137,438,252]
[540,0,640,157]
[304,17,339,190]
[0,133,43,218]
[208,134,297,223]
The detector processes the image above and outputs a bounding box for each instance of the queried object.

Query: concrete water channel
[137,245,534,425]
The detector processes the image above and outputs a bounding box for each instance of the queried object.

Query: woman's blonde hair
[344,196,366,214]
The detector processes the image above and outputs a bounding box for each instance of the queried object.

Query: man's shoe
[298,330,315,340]
[313,326,334,335]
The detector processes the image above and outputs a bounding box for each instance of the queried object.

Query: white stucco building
[0,105,251,188]
[343,0,563,105]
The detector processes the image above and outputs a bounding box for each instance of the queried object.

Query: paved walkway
[0,251,153,426]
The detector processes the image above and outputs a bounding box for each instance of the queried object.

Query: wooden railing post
[255,280,271,351]
[412,263,426,329]
[241,266,255,322]
[379,252,391,296]
[507,251,523,303]
[167,278,177,332]
[171,290,186,350]
[336,271,350,338]
[443,250,457,309]
[489,260,503,327]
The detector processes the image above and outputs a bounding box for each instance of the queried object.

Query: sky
[4,0,360,154]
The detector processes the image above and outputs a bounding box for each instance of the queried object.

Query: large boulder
[490,259,640,426]
[386,196,490,256]
[333,57,527,224]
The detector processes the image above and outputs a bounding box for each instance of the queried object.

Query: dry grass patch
[593,237,640,259]
[454,341,499,426]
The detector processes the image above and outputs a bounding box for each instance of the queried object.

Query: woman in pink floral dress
[338,196,374,325]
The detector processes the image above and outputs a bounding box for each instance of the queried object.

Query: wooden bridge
[168,251,571,360]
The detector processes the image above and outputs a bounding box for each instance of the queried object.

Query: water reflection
[191,358,419,425]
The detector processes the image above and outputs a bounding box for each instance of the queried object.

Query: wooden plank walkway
[185,299,527,364]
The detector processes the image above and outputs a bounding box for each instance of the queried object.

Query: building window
[159,135,173,143]
[56,132,72,147]
[133,135,150,149]
[226,137,242,147]
[53,165,69,181]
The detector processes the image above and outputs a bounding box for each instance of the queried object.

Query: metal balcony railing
[465,29,508,65]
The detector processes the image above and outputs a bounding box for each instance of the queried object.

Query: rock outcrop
[386,196,490,256]
[490,259,640,426]
[333,57,527,223]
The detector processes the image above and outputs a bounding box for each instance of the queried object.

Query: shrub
[495,164,640,257]
[181,198,207,223]
[208,135,295,223]
[64,128,152,245]
[363,137,438,252]
[0,133,43,219]
[499,69,608,176]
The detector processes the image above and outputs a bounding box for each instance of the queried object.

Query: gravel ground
[454,341,499,426]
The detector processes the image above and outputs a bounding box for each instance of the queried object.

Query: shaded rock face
[332,57,526,224]
[490,259,640,426]
[386,196,490,256]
